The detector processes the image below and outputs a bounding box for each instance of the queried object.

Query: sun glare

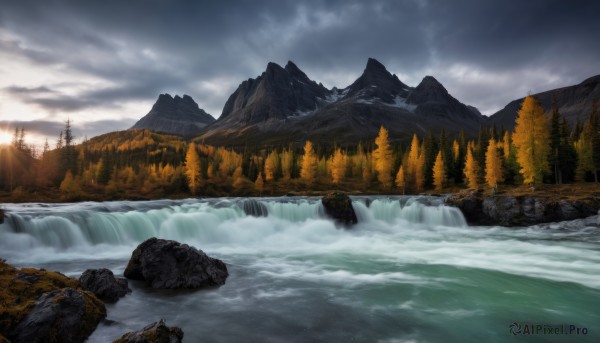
[0,130,12,145]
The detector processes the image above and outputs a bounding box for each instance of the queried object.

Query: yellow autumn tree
[184,143,201,194]
[407,133,420,184]
[264,151,276,182]
[330,148,347,184]
[485,138,503,187]
[512,95,550,184]
[395,165,405,194]
[255,172,264,194]
[463,144,479,188]
[300,140,317,184]
[415,153,425,192]
[373,126,394,188]
[433,150,445,192]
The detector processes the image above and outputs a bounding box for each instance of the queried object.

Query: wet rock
[113,319,183,343]
[447,190,600,226]
[242,199,268,217]
[10,287,106,343]
[79,268,131,303]
[124,237,228,289]
[321,192,358,225]
[0,209,4,224]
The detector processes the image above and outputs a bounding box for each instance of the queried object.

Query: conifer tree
[373,126,393,188]
[549,97,561,184]
[264,152,276,182]
[184,143,201,194]
[407,134,420,185]
[395,165,405,194]
[485,138,503,188]
[463,144,479,188]
[300,141,317,184]
[331,148,347,184]
[432,150,445,192]
[513,95,550,184]
[255,172,264,194]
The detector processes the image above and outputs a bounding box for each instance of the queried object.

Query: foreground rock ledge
[124,237,229,289]
[113,319,183,343]
[79,268,131,303]
[446,189,600,226]
[321,192,358,225]
[0,260,106,343]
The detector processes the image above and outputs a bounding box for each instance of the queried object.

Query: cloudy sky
[0,0,599,146]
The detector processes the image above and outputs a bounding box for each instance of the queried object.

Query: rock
[79,268,131,303]
[447,190,600,226]
[321,192,358,225]
[10,287,106,343]
[113,319,183,343]
[0,209,4,224]
[124,237,228,289]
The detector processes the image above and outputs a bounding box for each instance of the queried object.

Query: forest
[0,95,599,201]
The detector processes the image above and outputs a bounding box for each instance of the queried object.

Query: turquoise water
[0,197,598,342]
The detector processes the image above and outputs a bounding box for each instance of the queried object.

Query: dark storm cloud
[0,0,599,118]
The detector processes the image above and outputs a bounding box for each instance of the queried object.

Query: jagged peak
[364,57,387,73]
[284,60,311,81]
[416,76,447,91]
[265,61,285,74]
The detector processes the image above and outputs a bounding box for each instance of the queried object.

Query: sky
[0,0,599,147]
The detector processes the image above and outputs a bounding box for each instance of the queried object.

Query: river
[0,196,598,342]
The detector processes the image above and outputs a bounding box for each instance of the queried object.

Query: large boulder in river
[113,319,183,343]
[124,237,228,289]
[79,268,131,303]
[321,192,358,225]
[10,287,106,343]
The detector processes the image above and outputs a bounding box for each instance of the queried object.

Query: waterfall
[0,197,467,255]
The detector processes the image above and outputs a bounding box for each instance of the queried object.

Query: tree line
[0,95,598,200]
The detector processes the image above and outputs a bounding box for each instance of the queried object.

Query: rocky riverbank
[446,189,600,226]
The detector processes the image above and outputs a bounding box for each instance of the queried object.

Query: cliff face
[447,189,600,226]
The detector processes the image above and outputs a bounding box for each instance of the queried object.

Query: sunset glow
[0,130,12,145]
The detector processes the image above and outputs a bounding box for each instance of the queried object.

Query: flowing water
[0,196,599,342]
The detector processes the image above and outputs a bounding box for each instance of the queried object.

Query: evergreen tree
[373,126,393,188]
[548,97,561,184]
[559,118,577,183]
[513,95,550,184]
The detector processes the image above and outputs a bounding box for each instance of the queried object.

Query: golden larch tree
[330,148,347,184]
[264,152,276,182]
[485,138,503,187]
[433,150,445,192]
[184,143,201,194]
[512,95,550,184]
[395,165,405,194]
[463,144,479,188]
[373,126,394,188]
[255,172,264,193]
[300,140,317,184]
[407,133,420,183]
[415,153,425,192]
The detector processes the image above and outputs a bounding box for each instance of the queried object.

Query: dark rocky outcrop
[1,260,106,343]
[10,288,106,343]
[321,192,358,226]
[113,319,183,343]
[0,209,4,224]
[124,237,228,289]
[79,268,131,303]
[447,189,600,226]
[131,94,215,137]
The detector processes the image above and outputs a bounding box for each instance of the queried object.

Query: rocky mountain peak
[131,93,215,137]
[343,58,410,102]
[407,76,450,105]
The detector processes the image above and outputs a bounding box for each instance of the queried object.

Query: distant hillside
[489,75,600,130]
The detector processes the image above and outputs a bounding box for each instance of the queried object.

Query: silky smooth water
[0,196,598,342]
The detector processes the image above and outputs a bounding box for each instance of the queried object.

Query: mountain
[489,75,600,130]
[131,94,215,136]
[198,58,485,146]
